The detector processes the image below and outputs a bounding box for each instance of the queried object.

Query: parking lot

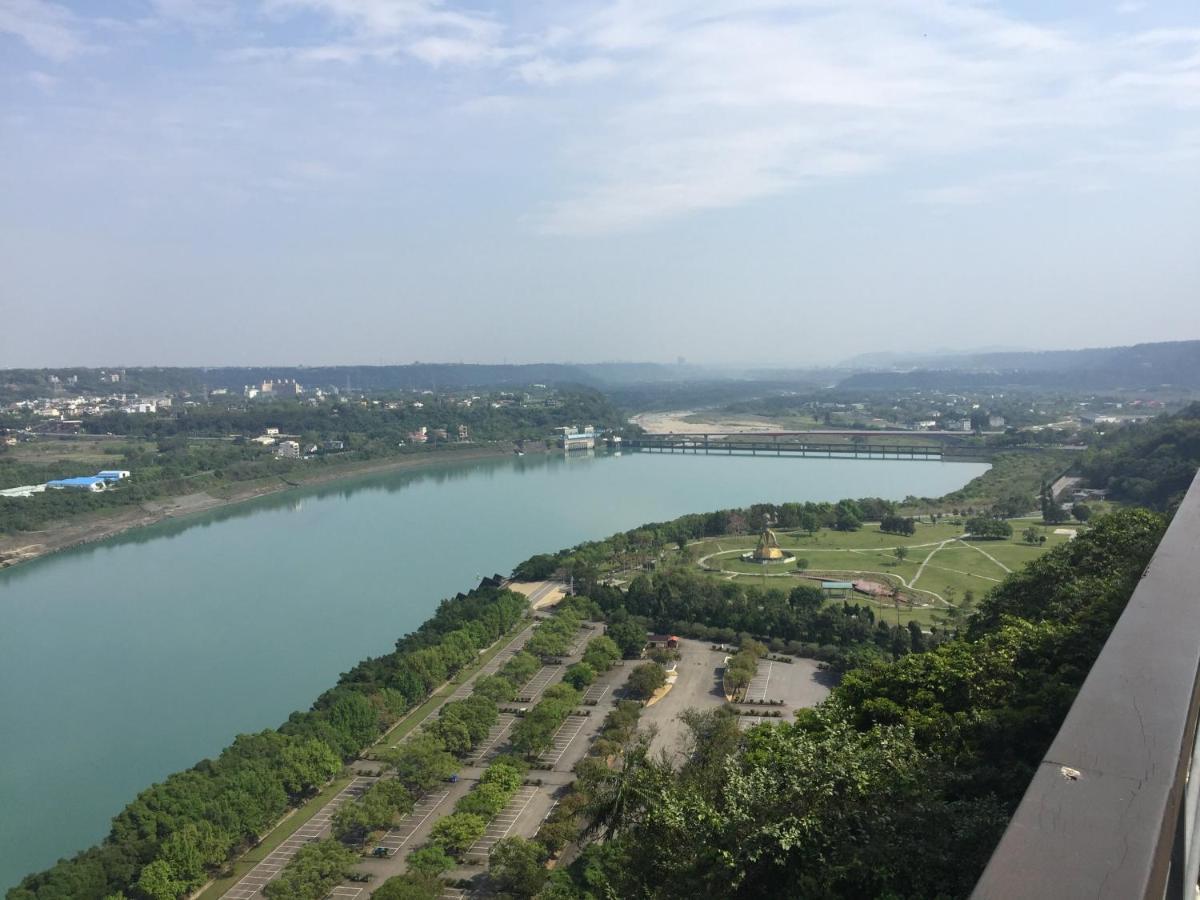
[744,661,775,702]
[516,665,561,701]
[468,713,516,765]
[538,715,589,768]
[373,787,451,855]
[465,785,540,860]
[222,776,375,899]
[582,683,610,704]
[740,656,835,709]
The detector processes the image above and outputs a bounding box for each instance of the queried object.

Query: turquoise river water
[0,449,987,890]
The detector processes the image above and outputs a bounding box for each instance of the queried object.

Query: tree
[582,635,621,672]
[833,500,862,532]
[964,517,1012,540]
[627,663,667,700]
[429,812,487,855]
[134,860,185,900]
[1022,526,1040,544]
[405,846,455,875]
[373,873,443,900]
[563,662,596,690]
[489,836,549,897]
[383,733,457,791]
[1071,502,1092,522]
[606,620,646,659]
[895,545,909,564]
[907,620,926,652]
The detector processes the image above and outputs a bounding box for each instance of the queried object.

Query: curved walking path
[910,539,954,589]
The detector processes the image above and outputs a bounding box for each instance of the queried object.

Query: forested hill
[837,340,1200,391]
[1078,403,1200,510]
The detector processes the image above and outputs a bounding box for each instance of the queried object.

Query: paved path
[221,776,375,899]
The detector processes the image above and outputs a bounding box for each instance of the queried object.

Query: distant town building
[988,415,1006,429]
[457,424,470,441]
[322,440,345,451]
[259,379,302,396]
[407,427,429,443]
[251,435,276,446]
[265,427,280,436]
[276,440,301,459]
[97,470,131,481]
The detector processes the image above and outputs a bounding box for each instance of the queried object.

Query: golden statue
[752,527,786,561]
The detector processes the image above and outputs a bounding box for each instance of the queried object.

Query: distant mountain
[837,340,1200,391]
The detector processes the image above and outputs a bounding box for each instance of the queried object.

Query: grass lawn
[194,772,355,900]
[692,518,1080,622]
[7,437,143,466]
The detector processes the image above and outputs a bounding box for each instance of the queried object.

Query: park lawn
[194,772,355,900]
[695,522,967,557]
[967,533,1077,568]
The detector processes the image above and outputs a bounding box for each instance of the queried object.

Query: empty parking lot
[465,785,540,859]
[373,787,450,855]
[539,715,589,769]
[517,665,561,701]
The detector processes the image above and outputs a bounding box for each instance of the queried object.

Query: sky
[1,0,1198,368]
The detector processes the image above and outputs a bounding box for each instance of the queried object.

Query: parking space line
[539,715,588,768]
[583,684,610,703]
[375,788,451,852]
[466,786,540,857]
[469,714,515,764]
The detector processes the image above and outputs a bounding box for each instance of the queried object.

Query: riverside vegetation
[0,388,623,537]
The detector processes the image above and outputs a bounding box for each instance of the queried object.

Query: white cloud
[523,1,1200,234]
[0,0,87,61]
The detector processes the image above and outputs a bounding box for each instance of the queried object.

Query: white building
[276,440,301,459]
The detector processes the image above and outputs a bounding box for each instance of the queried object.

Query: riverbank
[0,442,549,571]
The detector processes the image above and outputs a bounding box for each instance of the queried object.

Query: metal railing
[972,471,1200,899]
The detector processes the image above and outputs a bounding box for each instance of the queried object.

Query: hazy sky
[2,0,1198,367]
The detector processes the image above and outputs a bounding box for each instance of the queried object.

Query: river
[0,449,987,890]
